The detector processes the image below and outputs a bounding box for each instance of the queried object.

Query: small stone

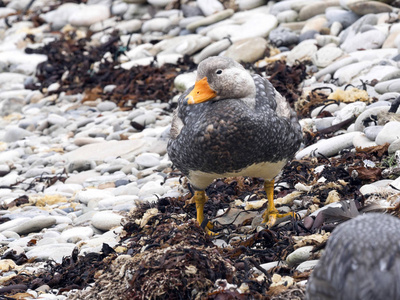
[347,1,393,15]
[97,101,117,112]
[286,40,318,65]
[47,114,67,126]
[296,132,362,159]
[197,0,224,16]
[142,18,172,33]
[61,227,94,243]
[296,260,319,272]
[26,243,75,263]
[276,10,298,23]
[68,160,96,173]
[311,46,344,68]
[224,37,267,63]
[3,126,33,142]
[75,189,114,205]
[353,133,377,149]
[68,4,110,27]
[138,181,166,198]
[269,27,299,47]
[388,139,400,154]
[364,126,384,141]
[9,216,56,235]
[376,121,400,145]
[341,29,386,53]
[174,72,196,92]
[0,164,11,176]
[135,153,160,168]
[91,211,124,231]
[286,246,314,267]
[186,9,234,32]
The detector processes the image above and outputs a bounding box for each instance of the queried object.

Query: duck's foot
[262,179,296,228]
[262,209,296,228]
[191,190,217,235]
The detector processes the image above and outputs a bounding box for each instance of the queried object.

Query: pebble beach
[0,0,400,299]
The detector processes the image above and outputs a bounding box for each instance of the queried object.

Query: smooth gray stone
[135,153,160,168]
[296,132,362,159]
[182,4,203,17]
[63,140,146,163]
[354,106,390,131]
[299,30,318,42]
[9,216,56,235]
[91,211,123,231]
[340,14,378,44]
[68,160,96,173]
[97,101,117,112]
[0,164,10,176]
[3,126,32,142]
[364,126,384,141]
[286,246,314,267]
[315,57,358,80]
[26,243,75,263]
[326,8,359,28]
[375,79,400,94]
[269,27,299,47]
[388,138,400,154]
[376,121,400,145]
[47,113,67,126]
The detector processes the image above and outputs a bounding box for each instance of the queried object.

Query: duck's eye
[216,69,222,75]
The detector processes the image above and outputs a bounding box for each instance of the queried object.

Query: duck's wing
[170,85,207,140]
[253,74,300,125]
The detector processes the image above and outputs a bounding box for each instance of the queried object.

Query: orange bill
[186,77,217,105]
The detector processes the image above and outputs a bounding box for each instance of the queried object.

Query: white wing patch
[170,110,184,140]
[274,90,292,119]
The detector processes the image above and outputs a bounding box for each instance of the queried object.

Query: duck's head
[185,56,256,105]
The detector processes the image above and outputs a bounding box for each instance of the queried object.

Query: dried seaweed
[25,33,197,109]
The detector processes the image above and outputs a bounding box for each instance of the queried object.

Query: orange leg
[191,190,217,235]
[262,180,296,227]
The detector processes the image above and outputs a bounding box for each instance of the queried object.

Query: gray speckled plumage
[167,56,302,189]
[306,213,400,300]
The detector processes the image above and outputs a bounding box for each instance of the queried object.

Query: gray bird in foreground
[167,56,302,234]
[306,213,400,300]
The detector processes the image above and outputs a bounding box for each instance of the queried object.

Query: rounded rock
[375,121,400,145]
[97,101,117,112]
[224,37,267,63]
[91,211,124,231]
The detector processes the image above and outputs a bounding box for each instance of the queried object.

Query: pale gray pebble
[0,164,11,176]
[103,85,116,93]
[364,126,384,141]
[296,132,362,159]
[286,246,314,267]
[314,117,334,131]
[60,226,94,243]
[24,167,53,178]
[68,160,96,173]
[388,139,400,154]
[91,211,124,231]
[376,121,400,145]
[97,100,117,112]
[326,8,359,28]
[8,216,56,235]
[296,259,319,272]
[47,114,67,126]
[131,112,157,126]
[269,27,299,47]
[135,153,161,168]
[26,243,75,263]
[3,126,33,142]
[378,93,399,102]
